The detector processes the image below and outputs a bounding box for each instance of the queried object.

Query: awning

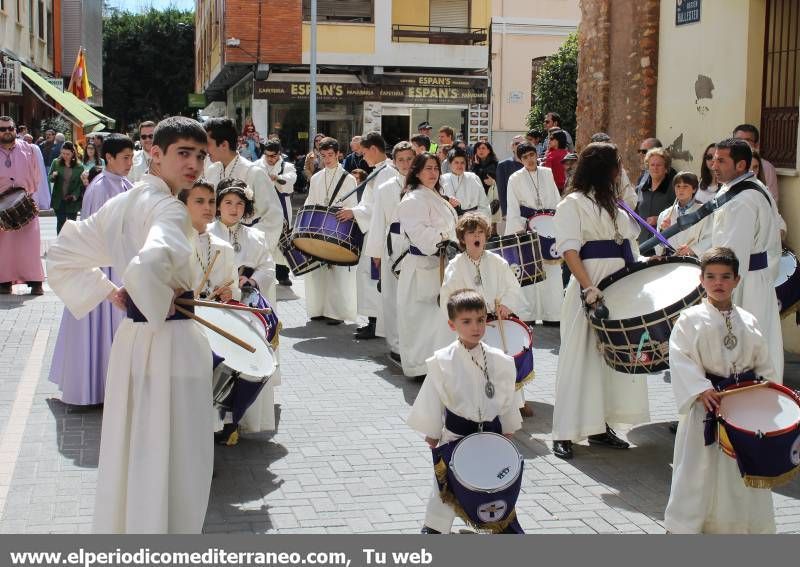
[20,66,114,131]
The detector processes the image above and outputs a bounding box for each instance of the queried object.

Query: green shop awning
[20,66,114,131]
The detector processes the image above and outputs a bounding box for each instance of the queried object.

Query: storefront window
[269,101,362,160]
[411,108,467,143]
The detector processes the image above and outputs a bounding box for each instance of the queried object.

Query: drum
[196,306,277,424]
[590,256,704,374]
[775,249,800,318]
[445,432,524,532]
[292,205,363,265]
[486,232,545,287]
[240,285,281,349]
[526,209,560,261]
[0,187,38,232]
[483,318,534,389]
[278,228,324,276]
[717,381,800,488]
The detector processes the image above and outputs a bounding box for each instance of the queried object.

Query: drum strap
[126,290,194,323]
[703,369,758,446]
[386,222,401,258]
[326,172,349,207]
[519,205,552,219]
[276,162,290,221]
[444,409,502,436]
[640,178,772,254]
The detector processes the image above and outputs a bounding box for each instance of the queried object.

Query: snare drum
[0,187,38,232]
[278,228,324,276]
[590,256,704,374]
[239,285,281,349]
[775,249,800,318]
[292,205,363,265]
[717,381,800,488]
[196,306,277,424]
[527,209,560,261]
[483,318,534,389]
[486,232,545,287]
[435,432,524,533]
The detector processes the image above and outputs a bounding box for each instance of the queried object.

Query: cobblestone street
[0,218,798,534]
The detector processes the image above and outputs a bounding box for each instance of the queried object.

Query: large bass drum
[292,205,363,265]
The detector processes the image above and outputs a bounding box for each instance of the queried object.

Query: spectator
[696,142,722,203]
[438,126,455,173]
[82,141,104,171]
[544,130,569,193]
[343,136,372,174]
[49,141,84,233]
[16,125,28,139]
[543,112,574,150]
[636,137,663,185]
[302,132,326,189]
[38,129,56,163]
[472,141,500,227]
[53,132,66,162]
[350,168,367,184]
[636,147,677,245]
[495,135,525,216]
[562,152,578,189]
[733,123,779,202]
[436,144,451,170]
[750,151,768,186]
[417,122,437,153]
[410,134,431,155]
[526,129,546,157]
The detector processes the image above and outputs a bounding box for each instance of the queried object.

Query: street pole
[309,0,318,153]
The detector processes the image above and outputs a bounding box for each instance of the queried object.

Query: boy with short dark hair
[407,289,522,534]
[665,247,778,534]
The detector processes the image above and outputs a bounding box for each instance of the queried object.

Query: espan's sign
[676,0,701,26]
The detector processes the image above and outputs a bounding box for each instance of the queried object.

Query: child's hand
[698,388,721,412]
[497,303,512,319]
[425,436,439,449]
[503,433,514,439]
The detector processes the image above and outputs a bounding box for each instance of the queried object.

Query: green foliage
[39,116,73,140]
[102,8,194,132]
[527,32,578,138]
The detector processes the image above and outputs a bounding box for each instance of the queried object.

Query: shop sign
[676,0,701,26]
[373,74,487,90]
[187,93,207,108]
[254,80,489,105]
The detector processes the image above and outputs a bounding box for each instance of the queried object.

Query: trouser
[276,264,290,281]
[56,208,78,233]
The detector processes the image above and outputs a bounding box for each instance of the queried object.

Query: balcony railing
[392,25,488,46]
[761,106,799,169]
[0,60,22,94]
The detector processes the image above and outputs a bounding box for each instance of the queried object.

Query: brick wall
[224,0,302,66]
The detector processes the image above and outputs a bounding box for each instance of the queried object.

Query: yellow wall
[392,0,430,26]
[301,22,376,54]
[470,0,491,29]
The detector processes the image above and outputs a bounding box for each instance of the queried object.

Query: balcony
[392,24,488,46]
[0,60,22,94]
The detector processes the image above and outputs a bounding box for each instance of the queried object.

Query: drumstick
[494,299,509,354]
[176,297,272,315]
[195,250,221,298]
[173,304,256,353]
[439,250,446,285]
[208,279,235,301]
[717,381,769,397]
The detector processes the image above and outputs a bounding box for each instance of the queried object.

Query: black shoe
[409,374,426,382]
[668,421,679,434]
[278,279,293,287]
[588,424,629,449]
[389,351,401,364]
[326,319,343,325]
[0,282,11,294]
[354,317,377,339]
[420,526,441,534]
[552,440,573,460]
[542,320,559,327]
[214,423,240,446]
[310,315,327,321]
[28,282,44,295]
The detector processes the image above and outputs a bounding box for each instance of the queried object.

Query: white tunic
[126,149,151,183]
[664,300,776,534]
[711,174,783,381]
[254,157,298,269]
[303,165,359,321]
[207,220,276,293]
[351,159,396,321]
[655,200,712,256]
[396,186,458,376]
[46,174,213,533]
[190,231,241,301]
[552,191,650,441]
[366,174,406,353]
[439,251,531,321]
[505,166,563,322]
[440,171,491,219]
[205,154,283,252]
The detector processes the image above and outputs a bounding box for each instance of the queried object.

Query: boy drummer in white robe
[655,172,712,257]
[440,148,491,220]
[407,290,522,534]
[440,213,533,414]
[303,137,359,324]
[46,117,214,533]
[504,142,563,325]
[665,247,778,534]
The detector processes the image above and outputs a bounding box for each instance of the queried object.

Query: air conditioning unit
[0,59,22,94]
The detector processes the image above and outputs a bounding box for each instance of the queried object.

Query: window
[28,0,32,30]
[531,56,548,105]
[46,9,53,58]
[37,0,43,39]
[302,0,373,23]
[761,0,799,168]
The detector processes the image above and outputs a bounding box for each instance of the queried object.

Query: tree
[102,8,194,132]
[527,32,578,138]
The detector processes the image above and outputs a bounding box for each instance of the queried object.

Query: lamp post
[309,0,317,152]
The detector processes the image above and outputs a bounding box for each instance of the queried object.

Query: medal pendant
[484,381,495,399]
[614,235,624,245]
[724,333,738,350]
[474,273,482,286]
[233,242,241,253]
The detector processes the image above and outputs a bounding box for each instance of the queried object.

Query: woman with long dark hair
[550,142,648,460]
[695,142,721,203]
[49,141,84,232]
[395,153,458,378]
[471,141,501,229]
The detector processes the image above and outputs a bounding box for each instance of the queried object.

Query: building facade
[196,0,492,157]
[60,0,103,106]
[490,0,579,158]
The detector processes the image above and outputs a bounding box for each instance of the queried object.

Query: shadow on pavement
[45,398,102,468]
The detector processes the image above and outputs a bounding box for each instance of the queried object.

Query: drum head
[775,250,797,287]
[528,214,556,237]
[195,306,276,378]
[601,261,702,320]
[451,432,522,492]
[720,386,800,433]
[294,237,359,264]
[484,320,531,356]
[0,187,26,208]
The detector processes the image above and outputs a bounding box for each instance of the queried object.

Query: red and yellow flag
[67,48,93,101]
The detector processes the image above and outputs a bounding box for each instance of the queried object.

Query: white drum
[451,432,522,493]
[483,318,535,387]
[527,212,560,260]
[720,385,800,433]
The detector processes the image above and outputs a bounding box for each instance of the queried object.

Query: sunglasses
[0,127,15,132]
[140,134,154,140]
[637,149,648,154]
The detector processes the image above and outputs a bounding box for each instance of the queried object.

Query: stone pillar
[576,0,660,179]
